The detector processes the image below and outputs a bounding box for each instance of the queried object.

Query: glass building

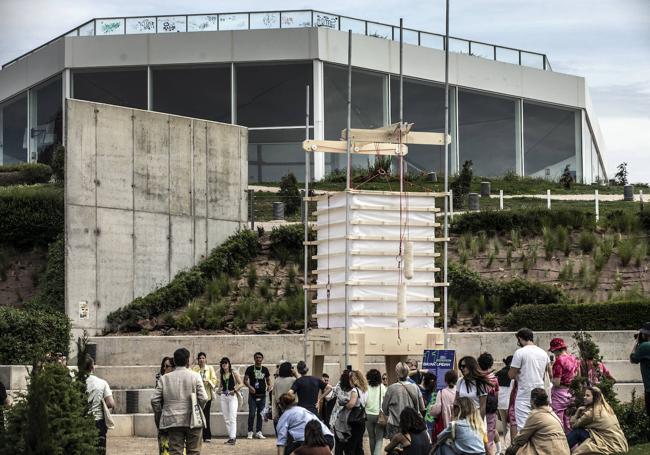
[0,10,606,182]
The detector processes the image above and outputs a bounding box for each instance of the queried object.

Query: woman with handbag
[330,370,366,455]
[217,357,243,445]
[430,370,458,440]
[365,369,387,455]
[191,352,218,443]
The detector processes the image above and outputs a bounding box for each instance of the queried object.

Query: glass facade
[236,63,312,127]
[523,102,577,180]
[152,65,230,123]
[324,64,386,172]
[1,93,28,164]
[73,68,147,109]
[29,76,62,164]
[390,77,446,175]
[248,128,313,183]
[458,89,516,177]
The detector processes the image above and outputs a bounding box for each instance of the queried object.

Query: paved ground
[108,436,377,454]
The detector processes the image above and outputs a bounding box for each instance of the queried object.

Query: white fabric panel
[318,285,435,301]
[323,316,436,329]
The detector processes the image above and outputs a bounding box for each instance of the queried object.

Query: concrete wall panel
[194,217,208,263]
[169,116,192,216]
[239,129,248,222]
[192,120,208,219]
[66,35,149,69]
[96,207,134,324]
[96,103,133,210]
[170,215,193,275]
[208,219,240,251]
[207,122,244,221]
[65,99,96,207]
[134,211,170,297]
[133,110,169,213]
[65,204,96,329]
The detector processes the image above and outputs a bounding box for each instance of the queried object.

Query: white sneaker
[247,431,253,439]
[254,431,266,439]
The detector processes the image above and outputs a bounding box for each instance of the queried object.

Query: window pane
[280,11,312,28]
[340,17,365,34]
[126,17,156,34]
[236,63,312,127]
[157,16,187,33]
[73,69,147,109]
[324,64,385,172]
[79,21,95,36]
[390,77,446,174]
[219,14,248,30]
[1,94,28,164]
[250,12,280,29]
[188,15,218,32]
[97,18,124,35]
[458,90,516,177]
[524,102,577,180]
[367,22,392,39]
[152,66,230,123]
[248,128,312,183]
[30,76,63,165]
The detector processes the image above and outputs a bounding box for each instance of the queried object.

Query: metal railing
[3,10,551,71]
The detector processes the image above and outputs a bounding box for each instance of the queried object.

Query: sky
[1,0,648,182]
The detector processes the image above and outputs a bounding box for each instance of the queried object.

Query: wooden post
[499,189,504,210]
[595,190,599,222]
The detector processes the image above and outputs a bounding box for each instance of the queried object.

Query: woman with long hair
[191,352,218,443]
[365,369,386,455]
[566,386,628,454]
[430,370,458,439]
[433,397,488,455]
[292,420,333,455]
[504,388,569,455]
[272,362,297,425]
[495,356,513,447]
[218,357,244,445]
[330,370,365,455]
[384,406,433,455]
[456,356,493,419]
[154,356,174,455]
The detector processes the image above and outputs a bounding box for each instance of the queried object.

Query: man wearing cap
[548,337,579,432]
[630,322,650,417]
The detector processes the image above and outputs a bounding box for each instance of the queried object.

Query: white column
[312,59,325,180]
[230,63,236,125]
[595,190,599,222]
[146,66,153,111]
[450,86,459,175]
[515,98,524,176]
[575,110,583,183]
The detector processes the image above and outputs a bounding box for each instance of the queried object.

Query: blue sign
[422,350,456,391]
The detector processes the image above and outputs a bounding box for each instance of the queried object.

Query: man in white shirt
[508,328,551,430]
[85,356,114,454]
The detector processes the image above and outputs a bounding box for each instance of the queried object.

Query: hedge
[503,300,650,331]
[0,307,71,364]
[107,229,260,331]
[451,208,596,236]
[449,263,568,313]
[0,163,52,186]
[29,234,65,312]
[0,184,64,247]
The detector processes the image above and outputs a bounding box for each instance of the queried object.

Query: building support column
[515,98,524,176]
[62,68,71,148]
[312,60,325,180]
[230,63,237,125]
[575,110,583,183]
[146,66,153,111]
[449,86,459,176]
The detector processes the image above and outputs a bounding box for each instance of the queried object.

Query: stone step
[112,412,275,438]
[490,360,642,384]
[89,334,305,366]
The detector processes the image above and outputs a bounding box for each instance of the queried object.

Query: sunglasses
[459,364,467,369]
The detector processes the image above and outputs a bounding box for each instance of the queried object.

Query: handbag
[189,382,206,429]
[377,385,388,427]
[347,388,367,425]
[102,398,115,429]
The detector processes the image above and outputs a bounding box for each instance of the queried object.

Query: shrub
[483,312,497,329]
[477,232,487,253]
[503,300,650,331]
[578,230,596,254]
[555,226,569,256]
[613,391,650,445]
[543,226,556,260]
[29,234,65,312]
[269,224,312,266]
[0,307,71,364]
[0,185,64,247]
[558,260,574,283]
[617,238,635,266]
[450,160,473,209]
[278,172,301,215]
[559,164,573,189]
[203,301,229,330]
[207,274,231,302]
[247,264,258,289]
[451,208,595,237]
[107,230,260,331]
[605,209,639,233]
[0,362,98,454]
[51,145,65,183]
[634,241,647,267]
[0,163,52,186]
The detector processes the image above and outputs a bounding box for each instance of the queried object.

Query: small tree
[570,331,618,408]
[279,172,301,216]
[451,160,473,209]
[559,164,573,189]
[0,361,98,454]
[51,145,65,184]
[615,162,628,186]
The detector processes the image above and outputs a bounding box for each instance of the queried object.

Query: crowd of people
[8,322,642,455]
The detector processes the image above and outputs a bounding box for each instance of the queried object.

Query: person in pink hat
[549,337,579,433]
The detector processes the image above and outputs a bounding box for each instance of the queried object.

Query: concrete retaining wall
[64,99,248,335]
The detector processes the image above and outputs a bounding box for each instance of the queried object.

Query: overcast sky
[1,0,648,182]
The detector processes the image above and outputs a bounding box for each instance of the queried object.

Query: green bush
[0,362,98,454]
[578,230,596,254]
[617,238,635,266]
[51,145,65,183]
[0,307,71,364]
[613,391,650,446]
[278,172,301,215]
[107,230,260,331]
[503,300,650,331]
[269,224,313,266]
[451,208,595,236]
[29,234,65,312]
[0,185,64,247]
[0,163,52,186]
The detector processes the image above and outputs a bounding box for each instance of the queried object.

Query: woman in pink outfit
[549,337,580,433]
[430,369,458,438]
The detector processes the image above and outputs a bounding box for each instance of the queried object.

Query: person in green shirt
[630,321,650,418]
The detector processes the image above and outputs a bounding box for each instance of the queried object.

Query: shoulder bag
[189,379,207,430]
[347,387,367,425]
[377,385,388,427]
[102,398,115,430]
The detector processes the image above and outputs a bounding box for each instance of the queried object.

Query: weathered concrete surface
[65,99,248,335]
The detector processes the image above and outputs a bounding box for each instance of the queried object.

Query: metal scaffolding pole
[443,0,450,349]
[344,30,352,368]
[303,85,310,363]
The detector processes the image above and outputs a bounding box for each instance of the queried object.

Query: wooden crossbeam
[341,123,451,146]
[302,140,408,156]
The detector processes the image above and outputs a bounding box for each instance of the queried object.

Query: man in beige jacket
[152,348,208,455]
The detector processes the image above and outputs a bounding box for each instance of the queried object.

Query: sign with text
[422,350,456,391]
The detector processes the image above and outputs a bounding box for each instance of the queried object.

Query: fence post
[249,189,255,230]
[546,189,551,209]
[595,190,599,222]
[499,190,504,210]
[449,190,454,220]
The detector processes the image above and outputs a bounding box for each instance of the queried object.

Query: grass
[628,443,650,455]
